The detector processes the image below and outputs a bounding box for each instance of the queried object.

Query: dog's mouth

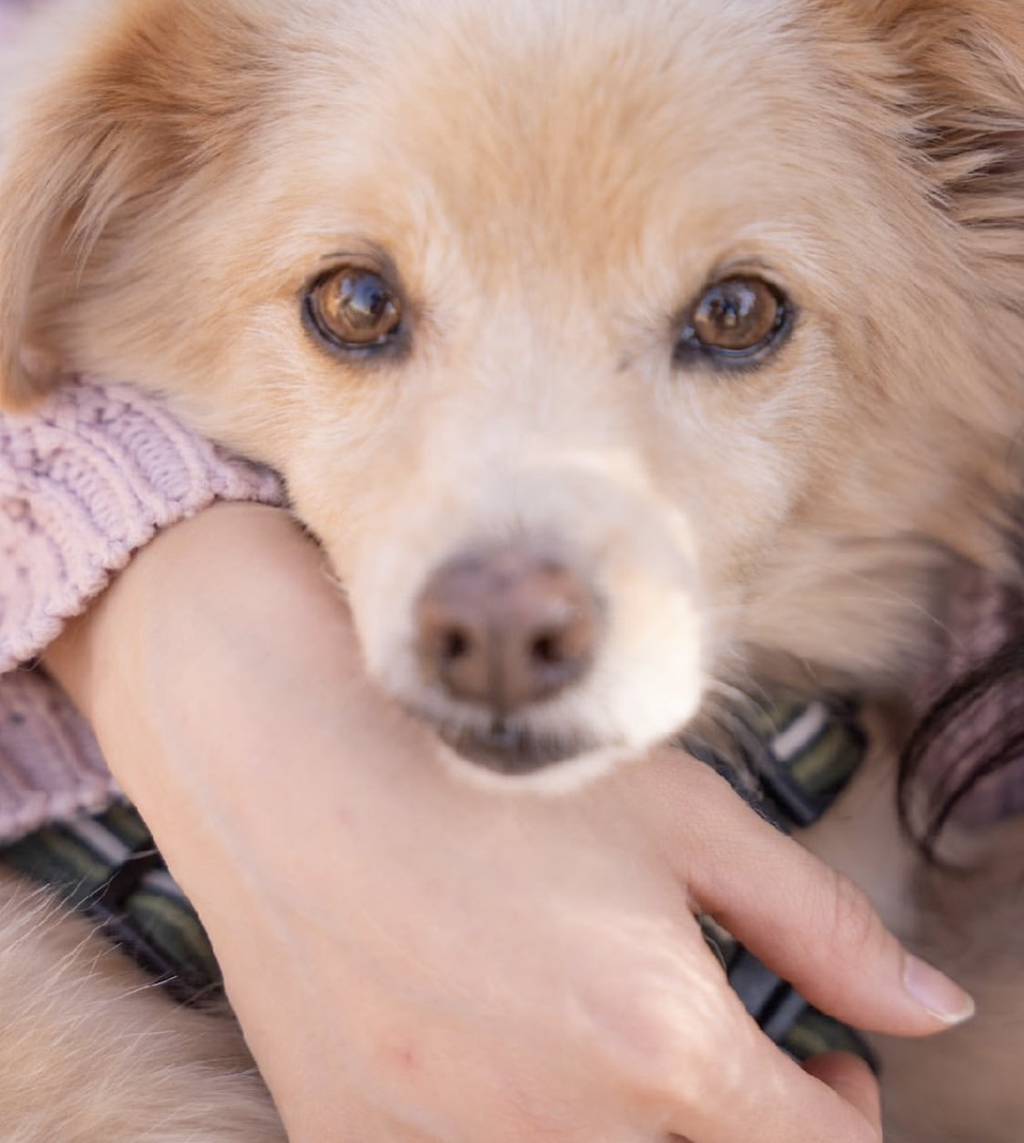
[434,720,598,775]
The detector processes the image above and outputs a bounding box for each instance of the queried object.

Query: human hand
[49,504,968,1142]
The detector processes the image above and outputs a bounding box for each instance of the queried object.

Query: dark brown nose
[416,547,599,716]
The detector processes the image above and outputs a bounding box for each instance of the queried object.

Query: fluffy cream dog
[2,0,1024,1138]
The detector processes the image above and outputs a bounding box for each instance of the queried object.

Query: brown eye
[678,276,790,365]
[307,267,402,350]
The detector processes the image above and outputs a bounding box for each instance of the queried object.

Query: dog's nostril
[442,628,472,663]
[531,632,564,665]
[415,545,600,721]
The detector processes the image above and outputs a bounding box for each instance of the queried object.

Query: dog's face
[3,0,1024,782]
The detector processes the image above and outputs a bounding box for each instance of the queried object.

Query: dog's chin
[435,734,635,795]
[436,722,595,774]
[402,706,632,793]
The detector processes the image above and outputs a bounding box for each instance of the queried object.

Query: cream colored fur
[3,0,1024,1138]
[0,870,283,1140]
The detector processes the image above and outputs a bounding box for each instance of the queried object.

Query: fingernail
[903,955,976,1025]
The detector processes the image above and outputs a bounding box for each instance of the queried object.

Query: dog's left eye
[305,267,403,351]
[676,276,791,365]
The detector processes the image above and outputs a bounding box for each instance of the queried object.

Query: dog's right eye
[305,267,403,351]
[675,276,792,368]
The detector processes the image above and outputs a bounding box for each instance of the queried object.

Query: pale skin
[47,504,972,1142]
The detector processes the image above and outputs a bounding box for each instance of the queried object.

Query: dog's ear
[848,2,1024,283]
[0,0,275,409]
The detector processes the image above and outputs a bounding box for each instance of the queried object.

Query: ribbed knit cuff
[0,671,119,843]
[0,377,284,671]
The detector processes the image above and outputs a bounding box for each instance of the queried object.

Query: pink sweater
[0,380,282,842]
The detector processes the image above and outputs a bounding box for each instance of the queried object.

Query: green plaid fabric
[0,698,873,1064]
[702,918,876,1068]
[694,698,876,1070]
[685,697,866,830]
[0,802,221,1005]
[741,698,866,828]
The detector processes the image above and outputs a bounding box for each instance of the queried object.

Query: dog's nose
[416,547,599,716]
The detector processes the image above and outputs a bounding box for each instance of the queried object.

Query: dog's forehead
[278,0,840,283]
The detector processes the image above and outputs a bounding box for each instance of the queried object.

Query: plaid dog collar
[0,698,872,1065]
[689,698,876,1069]
[1,802,222,1005]
[685,697,866,830]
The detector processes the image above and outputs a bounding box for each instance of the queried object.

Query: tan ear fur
[0,0,276,409]
[832,1,1024,299]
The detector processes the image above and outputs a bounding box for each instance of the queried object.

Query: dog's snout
[416,547,599,716]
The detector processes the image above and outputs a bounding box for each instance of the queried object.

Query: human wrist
[45,502,295,726]
[43,497,418,894]
[43,501,432,1140]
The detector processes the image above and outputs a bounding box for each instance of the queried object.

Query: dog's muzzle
[413,543,602,772]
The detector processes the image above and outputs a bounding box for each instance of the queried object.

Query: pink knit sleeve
[0,377,284,842]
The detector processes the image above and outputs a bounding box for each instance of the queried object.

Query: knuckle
[823,868,885,963]
[574,956,738,1105]
[592,990,683,1083]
